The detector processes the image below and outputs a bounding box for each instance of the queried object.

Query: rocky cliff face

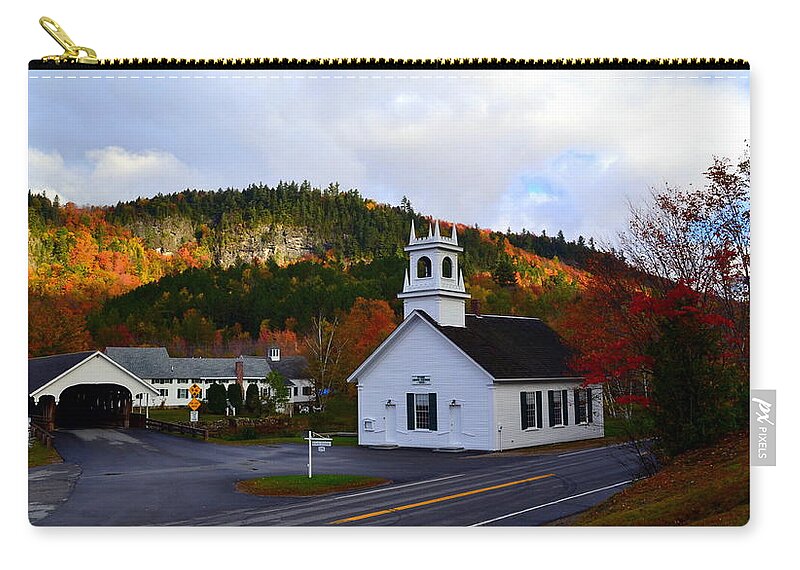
[212,223,317,268]
[127,216,317,268]
[129,217,196,253]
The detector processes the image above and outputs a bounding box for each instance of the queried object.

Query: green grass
[28,440,62,468]
[559,432,749,526]
[147,408,230,424]
[236,474,389,496]
[211,434,358,446]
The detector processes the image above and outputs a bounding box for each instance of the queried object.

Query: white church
[347,221,604,451]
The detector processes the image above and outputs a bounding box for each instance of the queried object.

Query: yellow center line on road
[329,473,556,525]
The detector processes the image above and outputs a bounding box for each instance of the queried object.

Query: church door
[385,402,396,444]
[448,403,462,447]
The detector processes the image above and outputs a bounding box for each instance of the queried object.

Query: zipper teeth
[30,57,750,69]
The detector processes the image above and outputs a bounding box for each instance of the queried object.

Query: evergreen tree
[244,383,262,415]
[227,383,244,413]
[491,253,517,287]
[206,383,227,414]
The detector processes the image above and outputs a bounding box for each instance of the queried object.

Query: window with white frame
[158,389,168,397]
[177,389,189,399]
[548,390,569,427]
[574,388,594,424]
[520,391,542,429]
[406,393,438,430]
[363,418,375,431]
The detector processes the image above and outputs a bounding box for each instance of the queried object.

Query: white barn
[347,221,603,451]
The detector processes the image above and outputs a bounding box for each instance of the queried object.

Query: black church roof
[416,311,578,380]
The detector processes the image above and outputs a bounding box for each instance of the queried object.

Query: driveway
[30,428,645,526]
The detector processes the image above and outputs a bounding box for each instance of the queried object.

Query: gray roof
[105,347,172,378]
[169,356,270,379]
[269,355,310,380]
[28,351,96,394]
[104,347,305,381]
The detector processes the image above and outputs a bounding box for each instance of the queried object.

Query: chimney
[471,299,481,316]
[235,359,244,388]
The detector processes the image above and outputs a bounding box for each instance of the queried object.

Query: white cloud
[237,71,748,240]
[28,146,198,206]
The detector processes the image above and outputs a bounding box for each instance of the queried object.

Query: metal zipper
[32,16,749,70]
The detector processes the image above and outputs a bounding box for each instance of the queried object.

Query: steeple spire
[409,220,416,242]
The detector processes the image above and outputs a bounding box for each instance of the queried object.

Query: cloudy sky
[28,69,749,243]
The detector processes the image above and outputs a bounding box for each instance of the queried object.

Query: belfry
[397,220,471,327]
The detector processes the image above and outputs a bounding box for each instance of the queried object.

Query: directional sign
[188,398,202,411]
[189,410,199,422]
[305,431,333,478]
[189,384,202,397]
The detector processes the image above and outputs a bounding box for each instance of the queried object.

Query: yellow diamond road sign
[189,384,202,397]
[188,398,201,411]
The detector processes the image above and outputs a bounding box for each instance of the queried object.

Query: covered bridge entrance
[29,351,159,431]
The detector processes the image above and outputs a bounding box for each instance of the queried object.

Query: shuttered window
[574,388,594,424]
[520,391,543,429]
[407,393,438,431]
[548,390,569,427]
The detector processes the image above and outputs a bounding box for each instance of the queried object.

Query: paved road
[30,429,645,526]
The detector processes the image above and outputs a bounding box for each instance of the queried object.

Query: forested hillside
[28,182,595,358]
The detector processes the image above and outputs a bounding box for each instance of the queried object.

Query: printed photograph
[27,66,750,526]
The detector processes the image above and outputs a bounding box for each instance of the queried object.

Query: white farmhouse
[347,221,603,451]
[104,346,315,413]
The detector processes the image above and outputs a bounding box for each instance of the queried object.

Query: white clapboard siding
[31,352,157,404]
[492,381,604,450]
[356,317,494,450]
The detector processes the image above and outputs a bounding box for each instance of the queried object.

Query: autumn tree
[303,313,346,408]
[336,298,398,393]
[619,145,750,360]
[557,149,750,458]
[637,285,747,455]
[28,294,93,357]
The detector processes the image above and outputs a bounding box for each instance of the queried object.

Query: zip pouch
[28,17,751,528]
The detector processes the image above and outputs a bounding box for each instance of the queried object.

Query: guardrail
[139,416,209,440]
[29,421,54,448]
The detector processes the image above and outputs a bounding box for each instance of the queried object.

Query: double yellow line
[330,473,555,525]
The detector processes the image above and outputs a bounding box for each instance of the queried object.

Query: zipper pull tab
[39,16,99,64]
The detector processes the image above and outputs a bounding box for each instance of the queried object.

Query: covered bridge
[29,351,159,430]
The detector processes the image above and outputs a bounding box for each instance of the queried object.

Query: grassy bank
[210,434,357,446]
[236,474,388,496]
[28,441,62,468]
[559,432,749,526]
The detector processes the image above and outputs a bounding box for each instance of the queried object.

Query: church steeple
[397,220,470,327]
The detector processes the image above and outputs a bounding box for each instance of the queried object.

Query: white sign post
[304,431,333,478]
